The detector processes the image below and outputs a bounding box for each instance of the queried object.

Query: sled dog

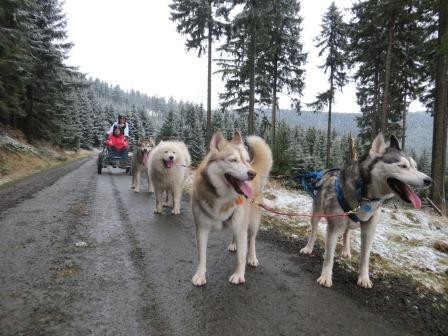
[131,138,155,193]
[149,140,191,215]
[300,133,432,288]
[191,130,273,286]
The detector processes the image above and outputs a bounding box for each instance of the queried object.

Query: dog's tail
[247,136,273,189]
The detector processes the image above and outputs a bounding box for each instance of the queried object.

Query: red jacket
[106,134,128,150]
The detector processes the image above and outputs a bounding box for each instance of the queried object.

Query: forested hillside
[64,79,352,171]
[278,110,433,154]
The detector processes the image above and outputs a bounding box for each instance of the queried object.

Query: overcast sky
[63,0,423,113]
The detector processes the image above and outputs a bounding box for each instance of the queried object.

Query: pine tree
[158,109,177,141]
[428,0,448,211]
[261,0,306,157]
[308,1,348,168]
[217,0,273,135]
[77,90,94,149]
[350,0,428,149]
[273,120,292,173]
[127,107,142,144]
[20,0,76,144]
[183,103,206,164]
[89,89,107,147]
[0,0,32,126]
[170,0,229,143]
[140,108,155,139]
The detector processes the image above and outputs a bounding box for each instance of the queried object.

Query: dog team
[127,129,431,289]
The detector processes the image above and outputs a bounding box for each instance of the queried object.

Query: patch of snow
[0,134,37,154]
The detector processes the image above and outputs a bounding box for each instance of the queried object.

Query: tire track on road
[108,172,175,335]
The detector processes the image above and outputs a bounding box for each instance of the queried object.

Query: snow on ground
[0,134,38,154]
[262,184,448,293]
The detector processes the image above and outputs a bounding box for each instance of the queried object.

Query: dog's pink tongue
[405,187,422,209]
[239,182,252,199]
[143,153,149,164]
[166,160,174,168]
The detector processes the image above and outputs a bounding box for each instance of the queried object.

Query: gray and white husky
[300,133,432,288]
[131,138,155,193]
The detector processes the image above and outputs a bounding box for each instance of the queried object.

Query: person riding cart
[97,115,133,174]
[107,114,129,138]
[105,126,129,160]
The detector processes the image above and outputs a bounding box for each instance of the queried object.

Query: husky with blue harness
[297,133,432,288]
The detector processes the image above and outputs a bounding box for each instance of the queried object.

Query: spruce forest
[0,0,446,209]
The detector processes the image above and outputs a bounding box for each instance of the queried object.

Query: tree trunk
[271,57,278,159]
[248,24,256,135]
[206,1,213,144]
[372,66,380,139]
[379,15,395,134]
[430,0,448,213]
[23,84,34,142]
[347,132,357,162]
[326,69,334,168]
[401,92,407,150]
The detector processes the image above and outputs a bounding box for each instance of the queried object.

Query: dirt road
[0,158,446,335]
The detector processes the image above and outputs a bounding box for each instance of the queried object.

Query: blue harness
[296,168,341,200]
[296,169,382,224]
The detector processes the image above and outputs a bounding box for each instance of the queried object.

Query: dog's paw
[341,250,352,259]
[192,273,207,286]
[357,276,373,288]
[229,273,245,285]
[247,255,259,267]
[227,243,237,252]
[148,188,154,193]
[134,189,139,193]
[317,274,333,287]
[154,209,161,214]
[300,246,313,255]
[171,209,180,215]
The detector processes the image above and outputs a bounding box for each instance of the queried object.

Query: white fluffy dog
[149,140,191,215]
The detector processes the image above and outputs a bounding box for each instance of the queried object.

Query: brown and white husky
[191,130,273,286]
[131,138,155,193]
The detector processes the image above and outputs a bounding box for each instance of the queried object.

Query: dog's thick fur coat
[300,134,432,288]
[191,131,272,286]
[149,140,191,215]
[131,138,155,193]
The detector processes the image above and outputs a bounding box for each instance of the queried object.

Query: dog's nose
[169,155,174,160]
[424,178,432,187]
[247,170,256,180]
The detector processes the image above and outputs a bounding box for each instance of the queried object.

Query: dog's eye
[398,164,408,169]
[229,158,238,163]
[164,151,168,154]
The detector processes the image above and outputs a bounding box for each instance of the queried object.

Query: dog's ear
[369,133,386,156]
[231,130,243,145]
[149,137,155,146]
[389,135,401,150]
[210,131,227,152]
